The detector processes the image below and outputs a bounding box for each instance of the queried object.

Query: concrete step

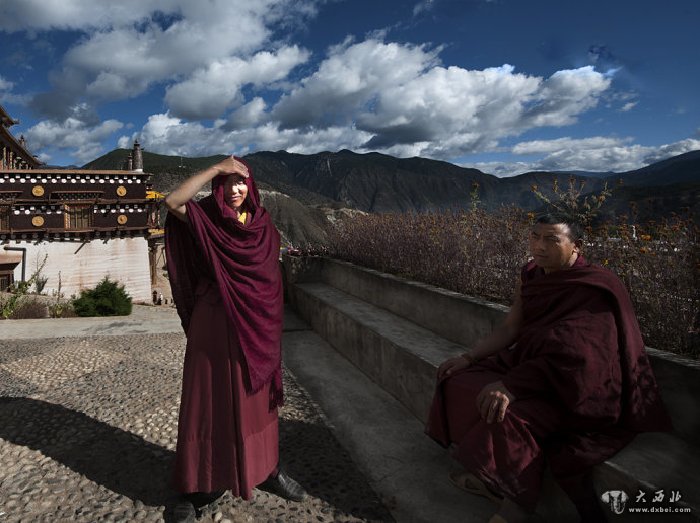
[281,312,496,523]
[291,282,700,522]
[294,281,466,423]
[594,432,700,520]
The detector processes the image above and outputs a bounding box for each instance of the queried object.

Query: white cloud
[227,97,268,130]
[490,136,700,175]
[468,161,534,177]
[165,46,309,120]
[0,74,30,105]
[25,113,124,164]
[16,0,319,112]
[413,0,436,16]
[512,136,631,155]
[272,39,442,129]
[5,3,679,171]
[0,0,316,34]
[520,67,611,128]
[269,40,612,159]
[642,138,700,164]
[0,0,170,32]
[127,112,372,158]
[103,39,619,166]
[0,76,13,91]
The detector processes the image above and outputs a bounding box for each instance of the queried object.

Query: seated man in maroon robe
[426,213,670,523]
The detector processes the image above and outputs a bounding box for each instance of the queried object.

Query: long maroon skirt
[173,281,279,498]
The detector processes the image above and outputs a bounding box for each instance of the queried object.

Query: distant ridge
[84,147,700,222]
[610,149,700,186]
[83,148,227,171]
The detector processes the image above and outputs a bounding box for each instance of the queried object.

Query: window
[0,205,9,231]
[64,204,93,229]
[0,273,13,291]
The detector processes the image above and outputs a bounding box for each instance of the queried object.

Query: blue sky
[1,0,698,175]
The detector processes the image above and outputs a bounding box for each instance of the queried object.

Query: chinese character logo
[601,490,629,514]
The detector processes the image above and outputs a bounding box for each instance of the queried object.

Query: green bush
[72,277,132,317]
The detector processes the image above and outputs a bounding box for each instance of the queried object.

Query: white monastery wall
[11,238,151,302]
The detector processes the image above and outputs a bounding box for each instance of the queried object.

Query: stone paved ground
[0,332,394,523]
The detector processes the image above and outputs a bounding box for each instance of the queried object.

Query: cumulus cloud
[475,136,700,176]
[123,112,372,158]
[3,0,319,163]
[641,138,700,165]
[512,136,631,156]
[165,46,309,120]
[0,76,12,91]
[4,2,680,171]
[226,97,268,130]
[520,67,611,128]
[413,0,436,16]
[268,40,611,159]
[0,74,30,105]
[108,38,618,165]
[25,110,124,164]
[272,39,442,129]
[13,0,318,115]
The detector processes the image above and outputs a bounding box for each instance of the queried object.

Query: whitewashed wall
[8,238,151,302]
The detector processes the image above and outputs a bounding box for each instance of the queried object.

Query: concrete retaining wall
[283,254,700,446]
[285,255,508,347]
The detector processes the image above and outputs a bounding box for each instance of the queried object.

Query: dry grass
[317,209,699,358]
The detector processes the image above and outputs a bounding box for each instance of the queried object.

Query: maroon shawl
[499,256,670,436]
[165,158,283,407]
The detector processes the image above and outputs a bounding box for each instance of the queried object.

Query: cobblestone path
[0,333,394,523]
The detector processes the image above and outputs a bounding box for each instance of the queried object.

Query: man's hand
[213,155,250,178]
[476,381,515,424]
[437,354,473,380]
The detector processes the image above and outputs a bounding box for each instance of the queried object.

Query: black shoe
[259,469,307,502]
[172,497,196,523]
[189,490,226,509]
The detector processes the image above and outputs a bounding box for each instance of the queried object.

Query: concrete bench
[283,255,700,522]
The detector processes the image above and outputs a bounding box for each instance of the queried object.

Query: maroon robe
[165,162,283,497]
[426,256,671,511]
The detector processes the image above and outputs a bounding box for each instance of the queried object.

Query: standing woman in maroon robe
[164,155,305,522]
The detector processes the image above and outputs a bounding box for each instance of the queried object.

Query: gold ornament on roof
[116,185,127,197]
[31,216,45,227]
[117,214,128,225]
[32,185,45,197]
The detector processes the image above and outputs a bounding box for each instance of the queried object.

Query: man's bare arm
[470,283,523,360]
[437,278,523,379]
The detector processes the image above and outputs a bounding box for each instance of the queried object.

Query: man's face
[528,222,580,273]
[223,174,248,210]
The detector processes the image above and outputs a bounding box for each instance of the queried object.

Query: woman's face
[223,174,248,210]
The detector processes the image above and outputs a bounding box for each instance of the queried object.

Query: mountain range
[85,148,700,241]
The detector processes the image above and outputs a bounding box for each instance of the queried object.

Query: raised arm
[164,155,249,222]
[437,277,523,380]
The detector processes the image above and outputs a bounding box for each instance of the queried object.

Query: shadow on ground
[0,396,393,522]
[0,397,174,507]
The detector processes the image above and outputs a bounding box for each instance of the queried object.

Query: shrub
[325,208,699,358]
[327,206,531,304]
[7,297,48,319]
[1,254,48,319]
[72,277,133,317]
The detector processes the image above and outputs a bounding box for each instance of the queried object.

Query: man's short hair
[535,213,585,242]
